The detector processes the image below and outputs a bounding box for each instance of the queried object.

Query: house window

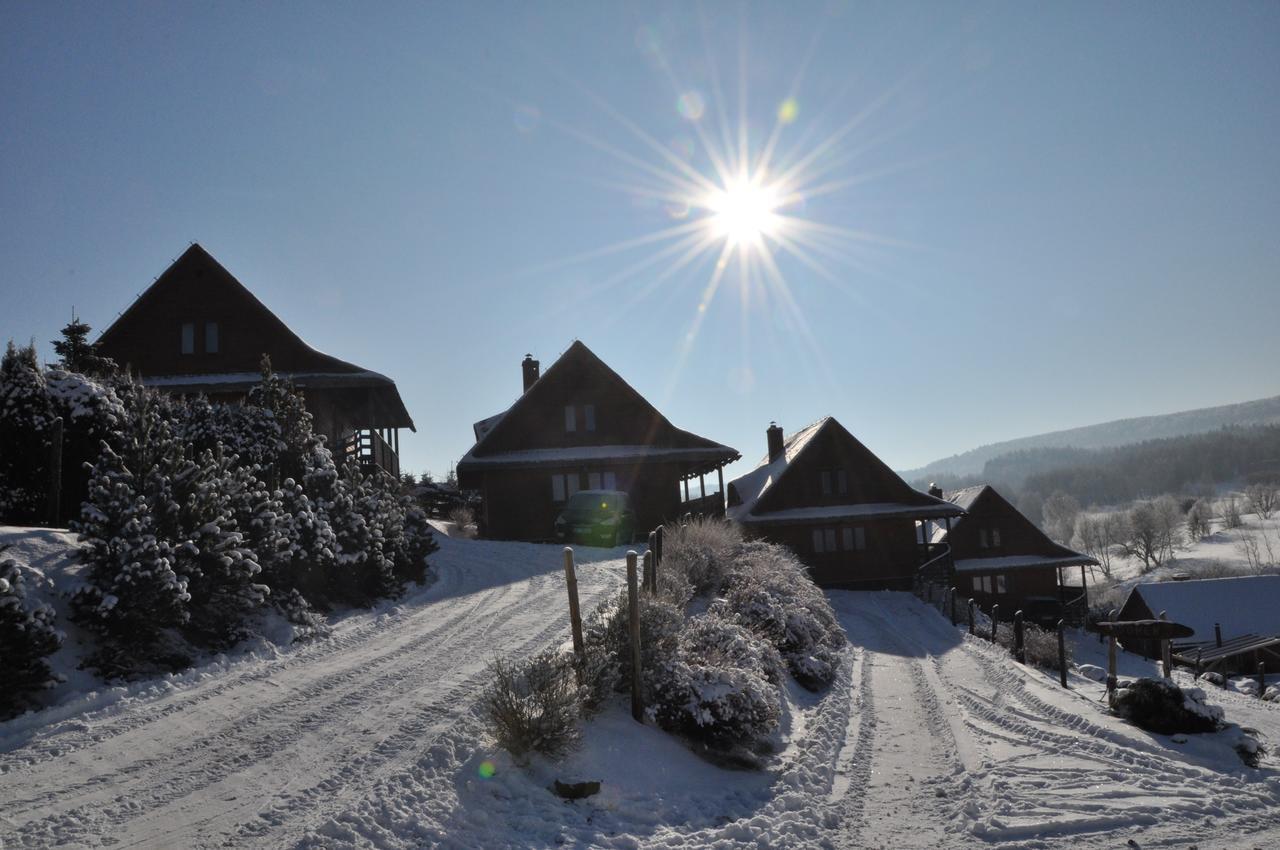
[602,471,617,490]
[205,321,219,354]
[972,576,982,592]
[996,575,1008,594]
[564,406,576,432]
[981,575,993,593]
[566,474,580,497]
[837,470,848,495]
[824,528,837,551]
[855,526,866,550]
[181,322,195,354]
[584,404,596,432]
[552,474,567,502]
[979,528,989,549]
[588,472,602,490]
[812,528,825,553]
[991,528,1002,547]
[821,471,832,496]
[841,527,853,551]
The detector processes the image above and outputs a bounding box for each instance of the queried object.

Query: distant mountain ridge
[902,393,1280,481]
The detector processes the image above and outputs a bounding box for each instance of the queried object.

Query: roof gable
[465,340,736,459]
[728,417,961,522]
[97,244,363,377]
[940,484,1094,563]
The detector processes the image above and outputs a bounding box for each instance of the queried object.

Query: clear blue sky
[3,1,1278,482]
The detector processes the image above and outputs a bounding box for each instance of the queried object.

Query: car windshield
[566,492,620,514]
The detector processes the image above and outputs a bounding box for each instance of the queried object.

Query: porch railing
[340,429,400,478]
[680,491,725,518]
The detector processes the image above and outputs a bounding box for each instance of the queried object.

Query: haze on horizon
[2,1,1278,483]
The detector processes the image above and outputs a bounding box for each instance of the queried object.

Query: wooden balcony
[341,428,401,478]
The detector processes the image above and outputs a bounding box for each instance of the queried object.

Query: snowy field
[3,530,1280,849]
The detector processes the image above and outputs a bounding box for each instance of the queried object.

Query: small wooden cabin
[456,341,739,541]
[726,418,963,589]
[1118,576,1280,670]
[96,244,413,476]
[934,485,1097,625]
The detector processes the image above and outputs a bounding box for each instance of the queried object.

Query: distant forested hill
[910,424,1280,509]
[902,394,1280,482]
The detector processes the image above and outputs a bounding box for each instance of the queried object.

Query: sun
[704,175,783,246]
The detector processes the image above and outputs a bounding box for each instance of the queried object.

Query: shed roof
[1127,575,1280,642]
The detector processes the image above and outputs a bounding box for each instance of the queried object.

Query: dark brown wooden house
[96,244,413,475]
[726,417,963,589]
[456,341,739,541]
[933,485,1096,625]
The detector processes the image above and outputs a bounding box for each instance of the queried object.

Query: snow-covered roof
[472,410,508,442]
[1128,575,1280,641]
[953,554,1097,574]
[726,419,828,522]
[457,445,735,469]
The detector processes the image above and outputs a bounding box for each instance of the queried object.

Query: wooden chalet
[96,244,413,476]
[456,341,739,541]
[932,485,1096,625]
[1118,576,1280,672]
[726,418,964,589]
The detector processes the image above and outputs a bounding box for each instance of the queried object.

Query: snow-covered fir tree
[49,317,116,376]
[0,341,56,522]
[0,544,64,717]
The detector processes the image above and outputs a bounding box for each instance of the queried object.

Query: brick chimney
[521,354,540,392]
[767,421,784,462]
[928,483,943,499]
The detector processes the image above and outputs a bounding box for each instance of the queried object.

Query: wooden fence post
[642,550,654,595]
[655,525,664,568]
[967,599,975,635]
[46,416,64,526]
[1107,636,1118,699]
[1057,619,1068,688]
[1014,610,1025,664]
[562,548,585,682]
[1259,662,1267,700]
[990,605,999,643]
[627,551,644,722]
[949,588,957,625]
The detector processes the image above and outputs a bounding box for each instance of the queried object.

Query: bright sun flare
[705,177,783,245]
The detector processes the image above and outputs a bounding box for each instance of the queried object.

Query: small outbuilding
[933,485,1098,625]
[1118,575,1280,672]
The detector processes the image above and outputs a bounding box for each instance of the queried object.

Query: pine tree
[50,317,115,376]
[0,544,64,718]
[0,341,55,522]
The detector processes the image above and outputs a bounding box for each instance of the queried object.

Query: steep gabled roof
[936,484,1097,571]
[727,416,962,524]
[457,340,738,471]
[97,244,414,430]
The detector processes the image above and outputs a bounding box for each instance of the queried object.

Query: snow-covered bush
[710,541,845,690]
[998,621,1071,671]
[1111,678,1221,735]
[650,612,783,753]
[0,545,64,717]
[661,518,743,594]
[482,649,582,760]
[581,591,684,710]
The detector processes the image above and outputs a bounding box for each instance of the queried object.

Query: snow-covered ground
[3,530,1279,849]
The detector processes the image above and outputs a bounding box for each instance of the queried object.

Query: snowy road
[3,538,1279,849]
[0,535,628,849]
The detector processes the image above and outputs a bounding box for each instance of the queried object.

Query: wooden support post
[1057,620,1068,688]
[562,548,585,683]
[968,599,975,635]
[991,604,999,643]
[1161,639,1172,680]
[1014,610,1025,664]
[1107,636,1118,699]
[949,587,957,625]
[642,550,654,595]
[716,466,724,512]
[1258,662,1266,699]
[683,477,690,503]
[655,525,664,568]
[626,551,643,722]
[1214,623,1222,648]
[46,416,63,526]
[698,472,706,509]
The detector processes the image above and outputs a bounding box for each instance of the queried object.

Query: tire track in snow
[0,542,627,850]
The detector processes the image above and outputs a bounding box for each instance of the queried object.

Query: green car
[554,490,637,547]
